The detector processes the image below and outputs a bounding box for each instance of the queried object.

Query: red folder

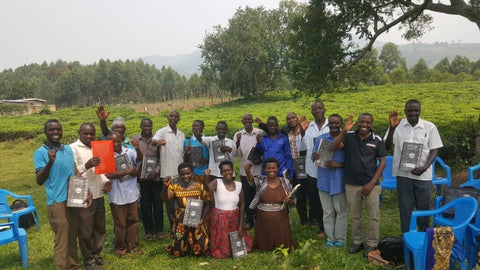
[91,140,116,174]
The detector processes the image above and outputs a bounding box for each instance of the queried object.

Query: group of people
[33,98,442,269]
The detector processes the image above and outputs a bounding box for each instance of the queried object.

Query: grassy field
[1,81,479,269]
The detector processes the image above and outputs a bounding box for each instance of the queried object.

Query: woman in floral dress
[161,162,212,257]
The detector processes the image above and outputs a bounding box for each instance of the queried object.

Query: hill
[140,43,480,76]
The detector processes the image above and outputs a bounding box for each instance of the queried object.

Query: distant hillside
[141,42,480,76]
[140,51,202,77]
[374,42,480,68]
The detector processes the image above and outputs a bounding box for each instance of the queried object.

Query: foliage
[0,104,26,115]
[411,58,430,83]
[379,42,407,73]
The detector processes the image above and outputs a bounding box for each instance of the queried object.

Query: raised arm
[332,114,355,151]
[95,105,111,137]
[384,110,401,151]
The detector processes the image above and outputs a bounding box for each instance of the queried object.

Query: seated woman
[245,157,296,251]
[160,162,212,257]
[205,160,253,258]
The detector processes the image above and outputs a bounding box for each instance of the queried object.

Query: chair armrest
[469,163,480,181]
[434,196,443,209]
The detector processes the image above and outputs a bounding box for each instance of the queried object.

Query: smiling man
[384,99,443,233]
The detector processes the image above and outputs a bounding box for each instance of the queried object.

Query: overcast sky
[1,0,479,71]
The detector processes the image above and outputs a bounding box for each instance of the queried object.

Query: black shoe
[84,261,98,270]
[245,221,254,230]
[348,243,364,254]
[94,256,108,266]
[364,246,377,258]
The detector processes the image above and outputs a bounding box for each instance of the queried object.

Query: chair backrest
[0,189,8,204]
[468,163,480,182]
[449,197,478,242]
[0,202,11,216]
[382,156,394,181]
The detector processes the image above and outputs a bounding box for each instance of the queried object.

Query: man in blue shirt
[34,119,83,270]
[255,116,294,179]
[184,120,209,184]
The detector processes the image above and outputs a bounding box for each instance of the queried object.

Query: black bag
[378,236,404,265]
[442,186,480,218]
[10,199,35,229]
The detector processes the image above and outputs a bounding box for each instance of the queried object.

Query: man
[297,101,328,235]
[255,116,294,179]
[95,105,133,148]
[152,110,185,228]
[70,123,111,270]
[131,118,165,241]
[384,99,443,233]
[195,121,235,180]
[184,120,209,184]
[233,114,264,230]
[34,119,83,270]
[105,132,142,257]
[332,113,386,256]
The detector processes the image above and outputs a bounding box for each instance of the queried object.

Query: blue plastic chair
[432,157,452,195]
[0,189,39,230]
[0,202,29,268]
[380,156,396,203]
[459,163,480,189]
[403,196,477,270]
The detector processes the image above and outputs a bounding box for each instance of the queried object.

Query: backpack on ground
[9,199,35,229]
[378,236,404,265]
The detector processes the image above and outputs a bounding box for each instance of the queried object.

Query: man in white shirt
[152,110,185,228]
[233,114,264,230]
[70,123,112,270]
[384,99,443,233]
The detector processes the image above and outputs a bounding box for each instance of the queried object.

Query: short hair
[107,131,122,139]
[44,119,61,131]
[219,160,234,171]
[311,100,325,109]
[216,121,228,128]
[405,99,421,108]
[79,122,95,131]
[193,120,204,128]
[359,113,374,122]
[177,162,193,173]
[267,116,278,123]
[263,157,280,169]
[140,118,152,125]
[328,114,342,122]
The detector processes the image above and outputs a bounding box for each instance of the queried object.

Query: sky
[1,0,479,71]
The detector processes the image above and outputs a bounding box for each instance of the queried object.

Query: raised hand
[95,105,111,121]
[343,114,356,132]
[299,115,309,131]
[388,110,401,128]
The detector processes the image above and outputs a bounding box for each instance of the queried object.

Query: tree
[390,66,408,84]
[378,42,406,73]
[411,58,430,83]
[434,57,451,73]
[450,55,472,74]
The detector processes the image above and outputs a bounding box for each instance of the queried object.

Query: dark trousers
[397,176,432,233]
[110,201,139,252]
[161,178,176,229]
[139,181,164,235]
[240,176,257,223]
[296,175,324,230]
[78,197,106,265]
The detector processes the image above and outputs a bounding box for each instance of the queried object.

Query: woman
[160,162,212,257]
[313,114,347,248]
[245,157,296,251]
[205,160,252,258]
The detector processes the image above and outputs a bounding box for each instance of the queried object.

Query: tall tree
[450,55,472,74]
[378,42,407,73]
[411,58,430,83]
[434,57,451,73]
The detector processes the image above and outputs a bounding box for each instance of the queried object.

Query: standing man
[195,121,235,180]
[297,101,328,236]
[255,116,294,179]
[332,113,386,256]
[233,114,264,230]
[70,123,111,270]
[34,119,82,270]
[131,118,165,241]
[184,120,209,184]
[384,99,443,233]
[152,110,185,229]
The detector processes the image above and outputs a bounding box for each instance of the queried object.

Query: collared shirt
[70,139,109,199]
[201,135,236,177]
[256,133,294,179]
[34,144,75,205]
[131,133,160,181]
[342,130,387,186]
[233,127,264,176]
[184,136,209,176]
[152,125,185,178]
[108,148,139,205]
[297,120,330,178]
[314,133,345,195]
[389,118,443,180]
[288,127,301,159]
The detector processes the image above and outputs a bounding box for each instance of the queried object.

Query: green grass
[2,81,480,269]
